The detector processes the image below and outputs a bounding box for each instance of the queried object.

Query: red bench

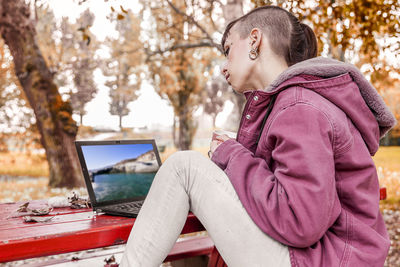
[0,199,226,266]
[1,188,385,266]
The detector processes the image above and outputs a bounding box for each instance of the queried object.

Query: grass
[0,152,49,177]
[373,146,400,172]
[372,146,400,207]
[0,146,398,205]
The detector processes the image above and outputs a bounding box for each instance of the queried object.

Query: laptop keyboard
[106,201,144,213]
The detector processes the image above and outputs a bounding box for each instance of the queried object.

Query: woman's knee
[164,150,205,167]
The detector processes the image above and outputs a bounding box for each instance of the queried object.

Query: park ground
[0,145,399,266]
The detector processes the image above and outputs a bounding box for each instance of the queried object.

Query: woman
[121,5,396,267]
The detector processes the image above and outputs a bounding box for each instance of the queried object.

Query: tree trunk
[178,111,191,150]
[80,113,83,126]
[0,0,83,188]
[119,115,123,130]
[172,115,178,148]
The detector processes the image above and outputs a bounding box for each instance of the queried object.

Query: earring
[249,48,258,60]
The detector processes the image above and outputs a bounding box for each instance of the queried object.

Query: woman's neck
[256,55,288,90]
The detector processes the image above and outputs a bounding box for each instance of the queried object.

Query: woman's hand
[209,134,231,158]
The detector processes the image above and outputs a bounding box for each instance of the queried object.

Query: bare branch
[118,47,142,55]
[145,40,222,62]
[34,0,38,21]
[207,0,224,32]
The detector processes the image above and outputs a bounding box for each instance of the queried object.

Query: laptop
[75,139,162,218]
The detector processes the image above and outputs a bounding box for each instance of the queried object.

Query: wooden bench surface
[0,199,207,263]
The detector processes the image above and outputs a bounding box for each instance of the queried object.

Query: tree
[69,10,98,125]
[251,0,400,88]
[102,10,143,130]
[70,58,97,125]
[142,0,218,149]
[0,0,83,188]
[36,7,99,126]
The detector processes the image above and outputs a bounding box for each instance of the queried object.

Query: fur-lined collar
[264,56,397,138]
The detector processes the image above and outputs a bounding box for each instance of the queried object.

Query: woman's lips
[225,74,230,82]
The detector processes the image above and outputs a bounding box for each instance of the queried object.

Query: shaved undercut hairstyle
[221,5,318,66]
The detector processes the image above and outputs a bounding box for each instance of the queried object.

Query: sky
[81,142,154,170]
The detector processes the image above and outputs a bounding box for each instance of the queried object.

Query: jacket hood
[262,56,397,154]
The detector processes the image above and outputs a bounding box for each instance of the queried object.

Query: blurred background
[0,0,399,204]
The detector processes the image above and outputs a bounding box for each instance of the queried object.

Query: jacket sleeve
[211,103,340,248]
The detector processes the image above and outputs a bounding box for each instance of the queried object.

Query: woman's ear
[249,28,262,49]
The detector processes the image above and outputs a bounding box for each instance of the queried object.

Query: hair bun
[299,22,318,60]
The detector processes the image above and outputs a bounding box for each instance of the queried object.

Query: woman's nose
[221,62,228,76]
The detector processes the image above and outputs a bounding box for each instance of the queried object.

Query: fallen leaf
[104,255,116,264]
[31,207,53,216]
[69,192,91,209]
[23,216,54,223]
[17,202,29,212]
[12,203,52,218]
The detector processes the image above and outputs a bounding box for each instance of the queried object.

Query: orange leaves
[110,5,129,20]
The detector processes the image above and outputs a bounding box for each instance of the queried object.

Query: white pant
[120,151,291,267]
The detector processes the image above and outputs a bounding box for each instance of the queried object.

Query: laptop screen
[76,140,161,205]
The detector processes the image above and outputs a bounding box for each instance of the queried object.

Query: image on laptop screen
[80,143,159,203]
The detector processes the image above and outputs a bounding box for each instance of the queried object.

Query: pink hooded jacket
[211,56,397,266]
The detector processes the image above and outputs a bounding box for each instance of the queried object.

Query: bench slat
[20,236,214,266]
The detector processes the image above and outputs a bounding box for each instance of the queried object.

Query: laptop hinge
[94,208,104,216]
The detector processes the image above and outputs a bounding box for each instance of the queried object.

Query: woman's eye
[224,47,230,57]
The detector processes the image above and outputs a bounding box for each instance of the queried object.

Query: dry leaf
[117,14,125,20]
[68,192,91,209]
[13,202,53,218]
[104,254,118,267]
[120,5,128,14]
[17,202,29,212]
[104,255,116,264]
[31,207,53,216]
[23,216,54,223]
[82,33,91,46]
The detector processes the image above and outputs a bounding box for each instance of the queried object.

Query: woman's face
[221,28,255,93]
